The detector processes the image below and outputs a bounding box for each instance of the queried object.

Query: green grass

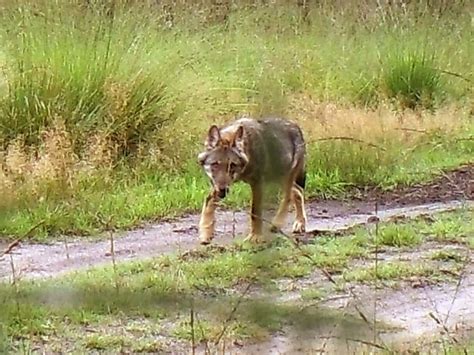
[0,209,472,352]
[343,262,443,283]
[382,51,442,109]
[0,1,472,240]
[375,224,422,248]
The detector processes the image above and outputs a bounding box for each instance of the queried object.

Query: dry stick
[422,250,471,352]
[109,228,119,292]
[394,127,428,134]
[436,68,472,83]
[373,202,380,345]
[444,249,471,325]
[190,298,196,355]
[64,236,70,260]
[9,253,17,286]
[232,210,236,239]
[213,282,253,346]
[307,136,386,151]
[1,240,20,259]
[320,336,388,351]
[0,220,45,260]
[194,311,210,355]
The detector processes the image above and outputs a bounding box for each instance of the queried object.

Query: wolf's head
[198,124,249,199]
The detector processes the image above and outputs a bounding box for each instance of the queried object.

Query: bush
[0,3,175,155]
[382,51,442,109]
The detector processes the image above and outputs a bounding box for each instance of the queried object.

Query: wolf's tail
[295,169,306,190]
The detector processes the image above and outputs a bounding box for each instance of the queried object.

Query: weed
[376,224,422,248]
[430,249,464,263]
[344,262,439,283]
[382,51,442,109]
[300,288,326,301]
[84,334,128,351]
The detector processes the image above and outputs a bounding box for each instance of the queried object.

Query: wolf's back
[232,117,305,184]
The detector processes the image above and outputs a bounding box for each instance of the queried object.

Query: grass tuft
[382,51,442,109]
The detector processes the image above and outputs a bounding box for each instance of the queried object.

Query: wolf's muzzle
[217,187,229,199]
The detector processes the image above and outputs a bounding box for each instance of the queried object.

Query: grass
[375,224,422,247]
[0,1,472,240]
[343,261,446,283]
[0,209,472,352]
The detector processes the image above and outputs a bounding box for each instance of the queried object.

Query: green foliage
[0,3,175,153]
[382,51,442,109]
[0,1,472,238]
[376,224,422,247]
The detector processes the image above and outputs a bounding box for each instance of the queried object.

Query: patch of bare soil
[358,163,473,207]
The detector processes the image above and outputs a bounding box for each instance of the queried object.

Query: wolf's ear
[232,125,245,151]
[205,125,221,149]
[197,151,208,165]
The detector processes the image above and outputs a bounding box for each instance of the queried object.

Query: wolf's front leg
[244,183,264,243]
[199,191,218,244]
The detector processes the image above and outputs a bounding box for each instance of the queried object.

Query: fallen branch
[308,136,386,151]
[214,282,253,346]
[1,219,45,259]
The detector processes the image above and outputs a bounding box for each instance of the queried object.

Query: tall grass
[0,2,175,153]
[0,0,472,239]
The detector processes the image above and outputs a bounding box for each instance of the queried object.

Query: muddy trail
[0,165,473,353]
[0,164,472,281]
[0,200,470,282]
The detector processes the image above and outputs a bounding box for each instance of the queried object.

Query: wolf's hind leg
[199,190,218,244]
[271,179,293,232]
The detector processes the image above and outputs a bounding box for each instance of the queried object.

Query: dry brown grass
[152,93,471,169]
[287,94,469,145]
[0,119,119,205]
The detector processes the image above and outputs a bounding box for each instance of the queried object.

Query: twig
[373,201,379,345]
[394,127,428,134]
[194,311,210,355]
[214,282,252,346]
[435,68,472,83]
[190,298,196,355]
[1,219,45,260]
[252,213,386,348]
[308,136,386,151]
[455,137,474,142]
[1,239,21,258]
[444,250,470,325]
[9,254,17,285]
[319,336,389,351]
[64,236,70,260]
[232,211,236,240]
[109,228,119,292]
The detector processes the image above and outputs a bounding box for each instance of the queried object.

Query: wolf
[197,117,307,244]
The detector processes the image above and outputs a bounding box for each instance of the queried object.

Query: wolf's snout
[217,187,229,199]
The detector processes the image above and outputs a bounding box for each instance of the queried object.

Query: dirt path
[1,163,472,281]
[0,199,471,282]
[0,165,472,352]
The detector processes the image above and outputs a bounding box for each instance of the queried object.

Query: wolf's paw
[270,224,282,233]
[243,233,264,244]
[292,220,306,234]
[199,233,214,245]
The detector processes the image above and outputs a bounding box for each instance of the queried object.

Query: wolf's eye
[229,162,237,171]
[210,162,219,170]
